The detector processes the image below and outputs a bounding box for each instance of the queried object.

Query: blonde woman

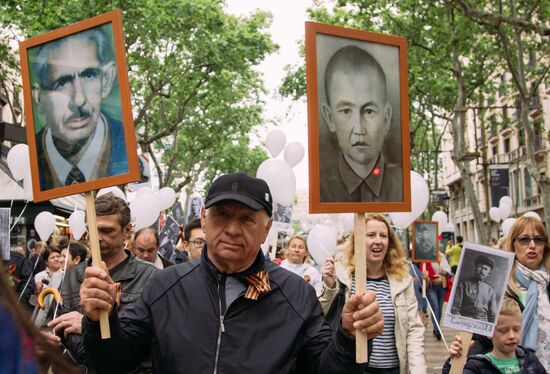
[319,213,426,373]
[280,235,323,294]
[502,216,550,370]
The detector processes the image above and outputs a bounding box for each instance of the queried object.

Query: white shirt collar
[153,255,164,270]
[44,115,106,183]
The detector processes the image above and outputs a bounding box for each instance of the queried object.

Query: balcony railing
[524,194,542,208]
[489,153,510,164]
[509,146,526,160]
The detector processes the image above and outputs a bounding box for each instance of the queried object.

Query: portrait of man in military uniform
[450,253,498,322]
[412,220,438,262]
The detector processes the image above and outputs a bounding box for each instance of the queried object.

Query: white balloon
[523,211,541,221]
[130,194,160,231]
[307,224,338,265]
[489,207,502,223]
[7,143,30,181]
[283,142,305,168]
[157,187,176,210]
[34,211,56,241]
[431,211,448,226]
[68,210,86,241]
[342,214,355,234]
[499,196,513,208]
[501,218,517,236]
[498,203,512,220]
[388,171,429,229]
[265,129,286,158]
[23,170,34,201]
[97,187,127,202]
[135,186,154,198]
[256,158,296,206]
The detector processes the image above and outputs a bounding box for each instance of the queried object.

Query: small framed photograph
[20,10,139,202]
[412,220,439,263]
[0,208,10,261]
[272,202,293,233]
[170,202,185,225]
[186,196,203,224]
[305,22,411,214]
[443,243,515,337]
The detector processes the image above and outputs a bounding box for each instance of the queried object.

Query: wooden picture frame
[412,220,439,263]
[20,9,139,202]
[305,22,410,214]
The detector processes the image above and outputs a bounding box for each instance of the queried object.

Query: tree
[449,0,550,228]
[280,0,498,241]
[0,0,277,192]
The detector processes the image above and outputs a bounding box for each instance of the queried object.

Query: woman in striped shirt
[319,213,427,373]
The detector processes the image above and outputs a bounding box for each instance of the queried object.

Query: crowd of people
[2,172,549,373]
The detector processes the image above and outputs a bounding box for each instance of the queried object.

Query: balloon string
[10,202,28,232]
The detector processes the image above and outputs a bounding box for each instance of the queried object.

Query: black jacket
[442,346,547,373]
[83,248,365,373]
[59,251,158,372]
[7,251,35,311]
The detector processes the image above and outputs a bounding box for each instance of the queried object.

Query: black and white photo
[305,22,411,213]
[444,242,514,336]
[272,202,292,232]
[412,220,439,262]
[186,196,202,224]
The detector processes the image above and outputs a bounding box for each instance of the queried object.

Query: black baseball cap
[204,172,273,216]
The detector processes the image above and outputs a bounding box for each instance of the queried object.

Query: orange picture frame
[20,9,139,202]
[412,220,440,263]
[305,22,411,214]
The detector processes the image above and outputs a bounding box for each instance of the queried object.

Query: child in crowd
[443,297,546,373]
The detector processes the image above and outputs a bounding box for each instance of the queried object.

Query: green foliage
[0,0,277,192]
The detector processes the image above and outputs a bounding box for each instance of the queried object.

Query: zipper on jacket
[213,274,226,374]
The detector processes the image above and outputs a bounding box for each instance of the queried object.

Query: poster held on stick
[85,192,110,339]
[450,331,472,374]
[354,212,368,363]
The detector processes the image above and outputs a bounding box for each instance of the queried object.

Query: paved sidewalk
[424,302,460,373]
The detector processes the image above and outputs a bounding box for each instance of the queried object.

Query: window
[504,138,510,153]
[518,129,525,147]
[524,168,532,198]
[492,144,498,156]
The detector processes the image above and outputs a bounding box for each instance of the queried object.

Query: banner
[489,165,509,207]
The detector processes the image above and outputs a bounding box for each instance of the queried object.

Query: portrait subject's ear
[384,103,392,129]
[32,83,45,114]
[321,103,336,133]
[101,61,116,98]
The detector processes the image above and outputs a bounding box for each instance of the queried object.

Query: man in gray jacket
[44,193,157,372]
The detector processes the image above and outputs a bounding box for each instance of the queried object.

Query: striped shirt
[351,273,399,369]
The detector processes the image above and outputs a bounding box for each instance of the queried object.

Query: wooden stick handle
[85,192,111,339]
[450,331,472,374]
[354,212,368,363]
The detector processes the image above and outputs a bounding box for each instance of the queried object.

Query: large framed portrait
[20,10,139,202]
[412,220,439,263]
[305,22,411,214]
[443,243,514,337]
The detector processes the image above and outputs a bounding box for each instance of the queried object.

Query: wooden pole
[85,192,110,339]
[450,331,472,374]
[354,212,368,363]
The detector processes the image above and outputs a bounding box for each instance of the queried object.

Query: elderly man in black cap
[450,253,497,322]
[79,172,383,373]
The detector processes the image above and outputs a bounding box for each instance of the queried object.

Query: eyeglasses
[514,236,546,247]
[189,239,206,248]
